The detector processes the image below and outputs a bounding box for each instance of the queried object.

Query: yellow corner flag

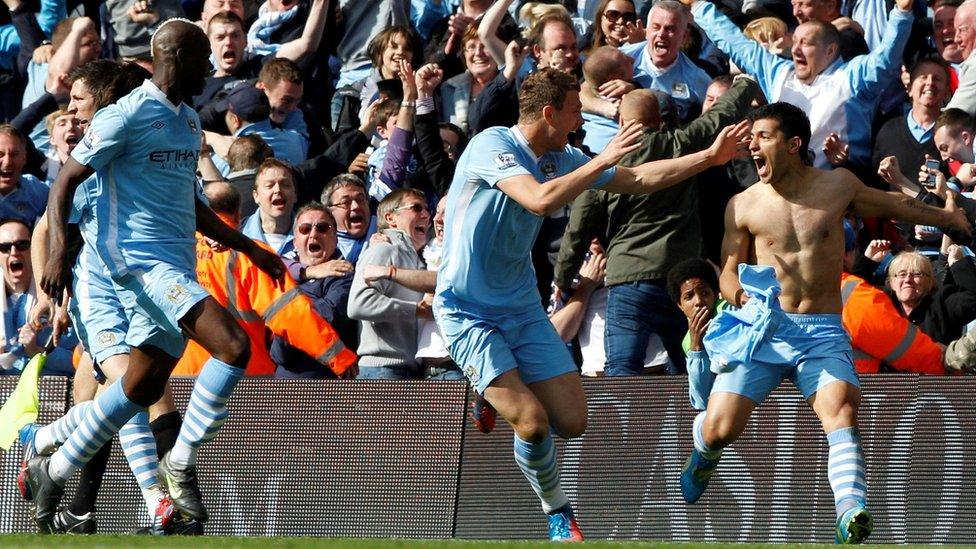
[0,349,46,451]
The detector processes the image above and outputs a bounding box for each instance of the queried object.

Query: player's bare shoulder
[816,166,862,205]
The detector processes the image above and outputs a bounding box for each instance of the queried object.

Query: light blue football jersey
[72,80,203,276]
[435,126,614,314]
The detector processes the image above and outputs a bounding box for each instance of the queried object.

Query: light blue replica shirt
[436,126,615,314]
[691,0,912,168]
[71,80,203,275]
[581,112,619,154]
[619,42,711,122]
[0,175,48,227]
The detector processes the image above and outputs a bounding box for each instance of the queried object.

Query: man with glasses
[272,203,360,377]
[0,219,75,376]
[322,173,378,264]
[175,183,356,378]
[948,0,976,113]
[348,188,431,380]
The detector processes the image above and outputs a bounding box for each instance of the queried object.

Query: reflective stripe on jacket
[840,273,944,375]
[174,226,356,376]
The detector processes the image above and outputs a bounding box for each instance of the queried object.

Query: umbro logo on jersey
[151,121,165,130]
[187,119,198,133]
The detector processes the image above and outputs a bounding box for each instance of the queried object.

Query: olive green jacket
[553,78,759,289]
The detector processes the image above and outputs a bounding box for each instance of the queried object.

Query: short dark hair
[805,19,842,48]
[909,55,951,85]
[935,108,975,137]
[518,67,581,123]
[255,158,294,183]
[104,62,151,107]
[750,102,813,165]
[259,57,303,88]
[207,10,244,33]
[666,258,719,303]
[227,134,274,172]
[372,98,401,129]
[67,59,119,107]
[322,174,367,205]
[0,124,26,147]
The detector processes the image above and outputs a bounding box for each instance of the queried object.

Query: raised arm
[275,0,328,65]
[850,171,972,235]
[718,193,753,307]
[604,120,750,195]
[684,0,788,97]
[477,0,515,67]
[496,120,644,216]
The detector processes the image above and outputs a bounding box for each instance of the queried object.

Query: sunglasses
[604,9,638,23]
[395,203,429,214]
[297,222,334,235]
[0,240,29,253]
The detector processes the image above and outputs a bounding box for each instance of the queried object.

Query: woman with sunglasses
[586,0,645,54]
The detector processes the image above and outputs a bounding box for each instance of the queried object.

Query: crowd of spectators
[1,0,976,380]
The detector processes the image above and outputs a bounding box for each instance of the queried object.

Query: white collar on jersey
[509,126,541,164]
[140,79,182,115]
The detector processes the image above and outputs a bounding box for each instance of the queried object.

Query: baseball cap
[217,82,270,122]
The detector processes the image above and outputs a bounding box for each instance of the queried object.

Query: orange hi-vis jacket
[173,221,357,377]
[840,273,945,375]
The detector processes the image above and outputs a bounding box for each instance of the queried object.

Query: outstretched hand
[708,120,751,166]
[596,119,644,167]
[822,132,849,167]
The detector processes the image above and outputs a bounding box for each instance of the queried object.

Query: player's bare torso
[733,168,858,314]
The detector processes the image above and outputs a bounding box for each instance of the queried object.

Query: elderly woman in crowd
[886,248,976,344]
[440,25,499,135]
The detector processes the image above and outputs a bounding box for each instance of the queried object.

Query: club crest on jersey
[540,161,557,180]
[165,283,190,304]
[494,153,517,170]
[96,330,118,347]
[464,365,480,384]
[186,118,198,133]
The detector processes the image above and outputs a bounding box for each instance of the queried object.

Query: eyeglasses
[0,240,29,253]
[297,221,334,235]
[891,271,929,280]
[395,203,429,214]
[604,9,638,24]
[328,195,368,209]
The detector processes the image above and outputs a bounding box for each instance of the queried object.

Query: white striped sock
[827,427,867,518]
[514,433,568,514]
[35,401,93,453]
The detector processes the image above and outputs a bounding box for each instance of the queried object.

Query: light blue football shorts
[110,261,210,359]
[710,313,860,404]
[70,248,130,364]
[434,297,577,394]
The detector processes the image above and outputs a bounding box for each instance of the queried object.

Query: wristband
[400,100,416,109]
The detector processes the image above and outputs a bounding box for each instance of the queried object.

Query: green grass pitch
[0,537,964,549]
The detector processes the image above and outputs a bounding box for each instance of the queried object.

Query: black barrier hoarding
[455,376,932,543]
[1,375,975,544]
[0,378,469,538]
